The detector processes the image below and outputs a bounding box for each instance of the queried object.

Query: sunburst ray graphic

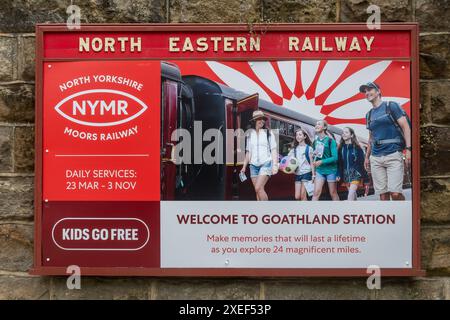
[174,60,411,140]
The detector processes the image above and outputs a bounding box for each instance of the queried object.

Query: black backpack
[366,101,411,146]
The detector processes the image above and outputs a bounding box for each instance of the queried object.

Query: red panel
[42,201,160,267]
[44,31,411,59]
[42,61,160,201]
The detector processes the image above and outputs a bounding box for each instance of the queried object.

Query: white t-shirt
[289,145,312,175]
[246,129,277,166]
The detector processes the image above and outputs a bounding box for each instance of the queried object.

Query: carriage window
[279,121,286,135]
[278,135,294,157]
[270,119,280,131]
[305,126,315,143]
[269,118,294,156]
[288,123,294,136]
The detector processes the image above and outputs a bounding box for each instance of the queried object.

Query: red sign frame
[32,23,423,277]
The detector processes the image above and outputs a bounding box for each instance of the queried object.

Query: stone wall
[0,0,449,300]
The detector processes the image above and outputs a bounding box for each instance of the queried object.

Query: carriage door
[235,93,259,160]
[175,84,195,199]
[231,94,259,199]
[161,80,178,200]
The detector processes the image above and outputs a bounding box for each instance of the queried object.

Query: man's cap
[359,82,380,93]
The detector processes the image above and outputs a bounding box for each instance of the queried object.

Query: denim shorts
[295,171,313,183]
[316,171,337,182]
[250,161,272,178]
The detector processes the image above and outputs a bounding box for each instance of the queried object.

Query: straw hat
[250,110,268,122]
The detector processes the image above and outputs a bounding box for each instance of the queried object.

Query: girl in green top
[311,120,339,201]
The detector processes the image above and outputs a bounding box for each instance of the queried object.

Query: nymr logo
[54,89,148,127]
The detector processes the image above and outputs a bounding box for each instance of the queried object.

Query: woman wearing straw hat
[240,110,279,201]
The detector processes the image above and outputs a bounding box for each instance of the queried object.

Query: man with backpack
[360,82,411,201]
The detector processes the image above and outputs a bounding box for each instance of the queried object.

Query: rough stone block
[0,84,34,123]
[420,81,432,124]
[154,279,260,299]
[0,177,33,220]
[420,126,450,176]
[0,126,13,172]
[14,126,34,173]
[423,81,450,125]
[106,0,166,23]
[170,0,261,23]
[421,179,450,223]
[264,279,372,299]
[19,36,35,81]
[373,278,446,299]
[416,0,450,32]
[0,36,17,81]
[340,0,412,22]
[263,0,335,23]
[0,0,166,32]
[50,277,150,300]
[419,34,450,80]
[0,275,49,300]
[421,226,450,274]
[0,223,33,272]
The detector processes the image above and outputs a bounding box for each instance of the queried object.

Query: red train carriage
[160,62,196,200]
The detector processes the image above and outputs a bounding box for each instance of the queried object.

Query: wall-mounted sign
[33,24,422,276]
